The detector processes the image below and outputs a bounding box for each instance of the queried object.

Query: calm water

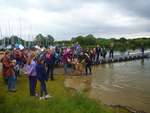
[91,59,150,113]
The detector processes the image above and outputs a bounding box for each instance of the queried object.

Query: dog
[71,58,84,76]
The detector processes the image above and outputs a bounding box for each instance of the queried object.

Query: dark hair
[36,58,43,64]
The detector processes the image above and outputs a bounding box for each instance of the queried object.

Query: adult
[84,53,92,75]
[102,46,107,59]
[61,48,71,74]
[109,43,114,59]
[45,49,56,80]
[1,51,16,92]
[73,42,81,58]
[95,44,101,64]
[141,43,144,57]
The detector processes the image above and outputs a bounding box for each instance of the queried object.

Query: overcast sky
[0,0,150,40]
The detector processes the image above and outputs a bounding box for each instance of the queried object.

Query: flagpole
[0,26,3,46]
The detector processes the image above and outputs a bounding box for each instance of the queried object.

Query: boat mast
[19,17,22,44]
[8,21,11,46]
[0,26,3,46]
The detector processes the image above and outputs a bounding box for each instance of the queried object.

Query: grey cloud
[102,0,150,19]
[1,0,150,39]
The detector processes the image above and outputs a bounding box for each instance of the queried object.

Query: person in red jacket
[1,51,16,92]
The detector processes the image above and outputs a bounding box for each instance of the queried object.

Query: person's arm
[27,63,34,75]
[30,65,34,75]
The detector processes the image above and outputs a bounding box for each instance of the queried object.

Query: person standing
[45,49,56,80]
[1,51,16,92]
[141,43,144,57]
[62,48,71,74]
[109,43,114,59]
[96,44,101,64]
[84,53,92,75]
[36,58,51,100]
[102,46,107,59]
[26,53,37,96]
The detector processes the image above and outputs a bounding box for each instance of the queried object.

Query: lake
[91,59,150,113]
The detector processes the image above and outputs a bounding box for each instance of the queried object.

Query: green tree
[46,35,54,46]
[35,34,46,47]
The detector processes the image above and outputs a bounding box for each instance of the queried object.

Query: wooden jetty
[99,51,150,64]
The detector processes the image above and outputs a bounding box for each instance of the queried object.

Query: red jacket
[2,56,13,77]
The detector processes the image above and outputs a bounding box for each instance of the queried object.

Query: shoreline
[108,105,147,113]
[64,75,146,113]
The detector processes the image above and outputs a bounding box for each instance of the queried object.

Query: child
[26,53,37,96]
[36,58,51,100]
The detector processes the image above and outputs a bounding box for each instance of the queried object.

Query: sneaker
[45,94,52,99]
[39,96,45,100]
[8,89,16,92]
[35,93,39,97]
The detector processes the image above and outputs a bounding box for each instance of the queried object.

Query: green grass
[0,75,130,113]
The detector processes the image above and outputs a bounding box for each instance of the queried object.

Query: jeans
[47,64,54,80]
[8,75,16,91]
[29,76,37,96]
[96,53,100,63]
[109,50,114,59]
[39,80,48,97]
[85,63,92,75]
[64,63,68,74]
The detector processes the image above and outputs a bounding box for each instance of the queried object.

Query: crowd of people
[1,42,114,100]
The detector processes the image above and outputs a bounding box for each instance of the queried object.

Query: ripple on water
[92,59,150,113]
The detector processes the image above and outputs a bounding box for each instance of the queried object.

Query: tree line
[0,34,150,51]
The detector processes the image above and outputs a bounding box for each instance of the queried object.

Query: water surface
[92,59,150,113]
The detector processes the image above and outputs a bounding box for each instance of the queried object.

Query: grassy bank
[0,75,130,113]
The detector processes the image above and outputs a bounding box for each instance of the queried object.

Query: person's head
[93,48,96,51]
[97,44,99,47]
[4,51,10,57]
[110,43,114,47]
[37,58,44,64]
[28,52,35,64]
[90,50,93,53]
[50,48,54,54]
[31,52,35,59]
[12,60,16,66]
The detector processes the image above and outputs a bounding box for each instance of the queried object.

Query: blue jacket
[36,64,48,81]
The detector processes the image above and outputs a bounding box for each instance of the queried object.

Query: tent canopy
[15,44,24,50]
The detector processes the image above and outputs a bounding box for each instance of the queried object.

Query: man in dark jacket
[109,44,114,59]
[96,44,101,64]
[84,53,92,75]
[45,49,56,80]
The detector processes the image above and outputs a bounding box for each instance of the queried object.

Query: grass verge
[0,75,130,113]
